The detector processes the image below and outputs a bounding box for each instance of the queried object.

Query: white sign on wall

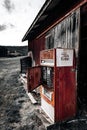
[56,48,73,67]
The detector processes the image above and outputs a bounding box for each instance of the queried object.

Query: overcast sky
[0,0,45,46]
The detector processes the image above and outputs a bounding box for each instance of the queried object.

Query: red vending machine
[55,48,76,122]
[27,48,76,122]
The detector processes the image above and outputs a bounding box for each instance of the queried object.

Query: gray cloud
[0,23,14,31]
[9,24,15,28]
[3,0,14,12]
[0,24,7,31]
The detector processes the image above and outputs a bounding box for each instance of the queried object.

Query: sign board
[56,48,73,67]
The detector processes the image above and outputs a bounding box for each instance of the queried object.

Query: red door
[55,49,76,122]
[27,66,41,92]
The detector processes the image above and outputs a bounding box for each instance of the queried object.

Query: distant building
[0,46,8,57]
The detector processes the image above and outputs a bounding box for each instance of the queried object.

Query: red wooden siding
[28,35,45,66]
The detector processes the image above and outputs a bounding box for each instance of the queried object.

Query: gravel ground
[1,57,87,130]
[0,57,46,130]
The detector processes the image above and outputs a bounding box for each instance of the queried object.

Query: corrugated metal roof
[22,0,85,42]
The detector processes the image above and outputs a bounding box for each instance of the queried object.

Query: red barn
[22,0,87,122]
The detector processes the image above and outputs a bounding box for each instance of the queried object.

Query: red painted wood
[33,35,45,65]
[28,35,45,66]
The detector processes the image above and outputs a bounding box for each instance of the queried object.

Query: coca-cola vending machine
[27,48,76,122]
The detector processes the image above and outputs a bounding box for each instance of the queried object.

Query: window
[45,30,54,49]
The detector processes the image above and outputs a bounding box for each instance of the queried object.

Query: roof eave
[22,0,52,42]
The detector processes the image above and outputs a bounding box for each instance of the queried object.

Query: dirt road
[0,57,46,130]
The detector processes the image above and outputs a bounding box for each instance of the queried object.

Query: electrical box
[27,48,76,122]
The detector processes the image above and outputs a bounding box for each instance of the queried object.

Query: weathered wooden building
[22,0,87,122]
